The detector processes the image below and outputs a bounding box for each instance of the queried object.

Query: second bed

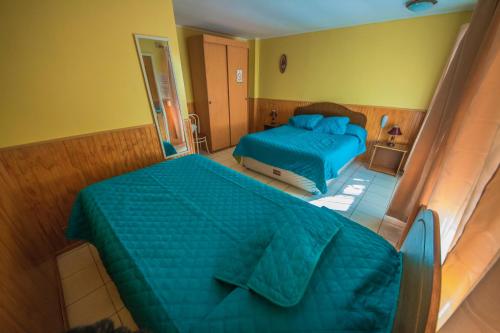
[234,102,368,194]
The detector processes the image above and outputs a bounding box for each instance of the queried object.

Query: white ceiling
[173,0,476,39]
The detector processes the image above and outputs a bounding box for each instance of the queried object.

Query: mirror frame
[133,34,187,159]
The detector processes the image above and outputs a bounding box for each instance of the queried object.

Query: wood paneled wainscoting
[0,124,164,332]
[253,98,426,162]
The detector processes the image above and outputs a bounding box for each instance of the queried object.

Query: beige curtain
[439,257,500,332]
[387,0,500,260]
[438,170,500,330]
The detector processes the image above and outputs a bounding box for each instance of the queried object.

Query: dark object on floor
[65,319,147,333]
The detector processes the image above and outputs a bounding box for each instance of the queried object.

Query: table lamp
[376,115,389,143]
[387,126,402,147]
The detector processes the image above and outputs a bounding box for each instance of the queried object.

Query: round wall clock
[279,54,287,73]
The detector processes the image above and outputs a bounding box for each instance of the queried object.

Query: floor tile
[372,174,397,185]
[350,210,383,232]
[351,173,376,184]
[62,263,104,306]
[370,180,397,192]
[213,155,235,166]
[227,163,246,173]
[242,169,273,184]
[361,192,391,206]
[89,245,112,283]
[309,193,358,215]
[356,199,388,217]
[88,244,98,258]
[326,180,344,194]
[109,314,122,329]
[339,181,369,197]
[66,286,116,328]
[96,261,112,283]
[366,183,394,196]
[374,172,398,182]
[57,244,94,279]
[268,179,289,191]
[106,282,125,311]
[378,217,405,246]
[284,185,312,200]
[58,243,88,258]
[118,308,138,331]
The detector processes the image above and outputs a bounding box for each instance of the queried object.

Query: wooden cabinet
[188,34,249,151]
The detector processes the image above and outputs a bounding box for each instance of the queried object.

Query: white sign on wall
[236,69,243,83]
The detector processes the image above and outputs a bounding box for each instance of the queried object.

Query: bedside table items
[270,109,278,124]
[368,142,409,176]
[387,125,402,147]
[376,114,389,141]
[263,122,283,130]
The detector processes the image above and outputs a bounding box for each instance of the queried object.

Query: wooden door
[204,42,230,151]
[227,45,248,145]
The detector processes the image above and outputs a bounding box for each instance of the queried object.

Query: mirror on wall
[134,34,187,158]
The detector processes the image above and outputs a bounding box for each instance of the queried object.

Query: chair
[188,114,210,154]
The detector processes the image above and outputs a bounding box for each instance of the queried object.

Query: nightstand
[368,142,409,176]
[263,122,283,130]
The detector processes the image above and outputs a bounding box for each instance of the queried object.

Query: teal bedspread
[67,155,401,333]
[233,125,367,194]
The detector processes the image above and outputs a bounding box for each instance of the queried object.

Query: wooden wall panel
[0,124,164,332]
[248,98,258,133]
[254,98,426,161]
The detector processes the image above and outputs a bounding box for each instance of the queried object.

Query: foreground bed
[67,155,440,333]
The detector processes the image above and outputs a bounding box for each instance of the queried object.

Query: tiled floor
[58,148,404,329]
[208,148,405,246]
[58,243,138,330]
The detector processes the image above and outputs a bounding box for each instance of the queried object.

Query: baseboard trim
[383,214,406,226]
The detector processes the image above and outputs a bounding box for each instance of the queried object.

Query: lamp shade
[388,126,402,136]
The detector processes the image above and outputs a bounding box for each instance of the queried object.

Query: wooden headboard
[392,207,441,333]
[294,102,367,128]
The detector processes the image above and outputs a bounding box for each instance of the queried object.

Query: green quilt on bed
[67,154,402,333]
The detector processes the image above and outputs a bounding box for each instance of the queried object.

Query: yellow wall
[257,11,471,109]
[176,26,258,102]
[0,0,188,148]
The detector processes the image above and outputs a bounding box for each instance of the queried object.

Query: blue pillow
[289,114,323,130]
[345,124,367,143]
[314,116,350,135]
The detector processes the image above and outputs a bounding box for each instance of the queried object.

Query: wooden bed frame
[392,207,441,333]
[294,102,367,128]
